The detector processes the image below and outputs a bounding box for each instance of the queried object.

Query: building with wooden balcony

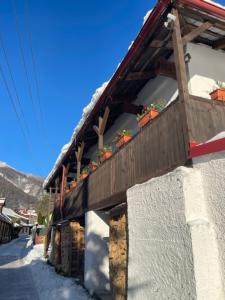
[44,0,225,299]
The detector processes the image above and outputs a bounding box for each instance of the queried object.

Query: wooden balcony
[53,96,225,222]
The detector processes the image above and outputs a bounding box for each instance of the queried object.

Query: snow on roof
[43,81,109,188]
[143,9,153,25]
[2,207,26,220]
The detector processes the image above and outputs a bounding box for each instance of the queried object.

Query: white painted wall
[187,43,225,98]
[127,167,196,300]
[191,151,225,299]
[84,211,110,296]
[127,152,225,300]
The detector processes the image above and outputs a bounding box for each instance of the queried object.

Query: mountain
[0,162,44,209]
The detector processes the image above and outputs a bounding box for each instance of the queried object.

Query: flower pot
[138,109,159,128]
[210,88,225,102]
[100,150,113,162]
[116,135,132,148]
[70,181,77,189]
[80,173,88,180]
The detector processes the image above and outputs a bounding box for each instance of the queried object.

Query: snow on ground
[23,239,93,300]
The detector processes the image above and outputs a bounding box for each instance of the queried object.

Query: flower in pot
[80,167,89,180]
[137,100,166,128]
[113,130,132,148]
[210,81,225,102]
[99,145,113,162]
[70,180,77,189]
[89,161,98,172]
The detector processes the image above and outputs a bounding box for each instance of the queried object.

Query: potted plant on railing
[210,81,225,102]
[89,161,98,172]
[99,145,113,162]
[70,180,77,189]
[80,167,89,180]
[113,130,133,149]
[137,100,166,128]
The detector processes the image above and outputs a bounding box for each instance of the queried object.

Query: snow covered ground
[0,236,93,300]
[23,238,93,300]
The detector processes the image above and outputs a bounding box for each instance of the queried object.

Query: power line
[25,0,45,130]
[0,61,30,149]
[0,31,30,137]
[0,62,44,175]
[11,0,41,130]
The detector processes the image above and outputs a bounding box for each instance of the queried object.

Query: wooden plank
[125,71,155,81]
[182,21,212,45]
[155,59,176,80]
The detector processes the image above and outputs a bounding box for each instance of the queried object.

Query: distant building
[16,208,37,225]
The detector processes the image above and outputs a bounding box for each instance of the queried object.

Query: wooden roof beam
[213,37,225,49]
[125,71,155,81]
[122,103,143,115]
[182,21,212,45]
[155,59,176,80]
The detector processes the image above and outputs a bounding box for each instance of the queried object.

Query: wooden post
[93,106,110,151]
[75,142,85,182]
[55,177,59,205]
[171,8,190,155]
[60,165,66,220]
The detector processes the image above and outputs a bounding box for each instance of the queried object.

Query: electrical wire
[11,0,41,130]
[0,31,30,138]
[25,0,45,130]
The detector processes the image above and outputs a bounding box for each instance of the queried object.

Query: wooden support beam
[213,37,225,49]
[155,59,176,80]
[172,8,190,155]
[126,71,155,81]
[182,21,212,45]
[149,40,172,49]
[93,106,110,150]
[122,103,143,115]
[75,142,85,182]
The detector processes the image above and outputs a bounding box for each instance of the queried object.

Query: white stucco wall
[191,151,225,299]
[127,167,196,300]
[84,211,110,296]
[187,43,225,99]
[127,152,225,300]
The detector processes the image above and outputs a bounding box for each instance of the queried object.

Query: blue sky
[0,0,156,177]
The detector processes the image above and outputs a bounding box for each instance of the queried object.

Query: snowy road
[0,236,39,300]
[0,236,92,300]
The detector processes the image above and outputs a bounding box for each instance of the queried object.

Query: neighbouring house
[16,208,37,225]
[44,0,225,299]
[0,198,14,243]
